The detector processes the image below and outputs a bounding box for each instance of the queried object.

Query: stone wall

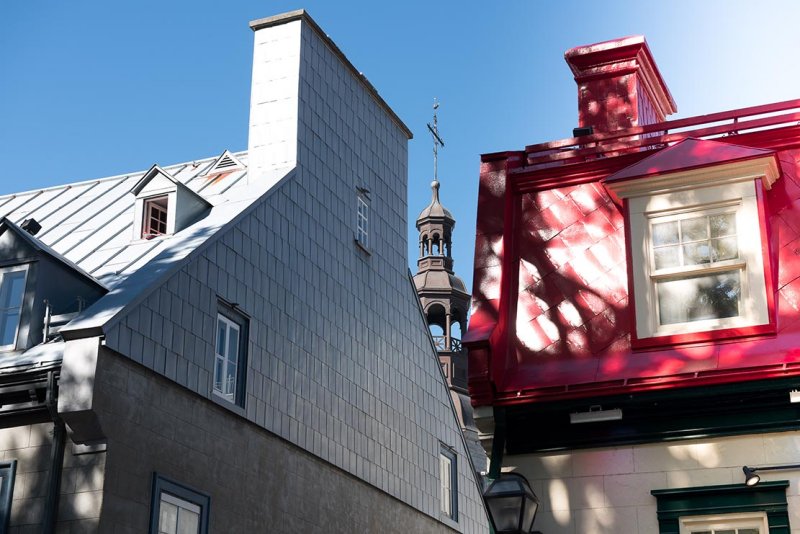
[4,421,105,533]
[508,432,800,533]
[93,349,460,533]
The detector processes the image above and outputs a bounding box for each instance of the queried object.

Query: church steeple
[413,101,470,390]
[413,101,486,474]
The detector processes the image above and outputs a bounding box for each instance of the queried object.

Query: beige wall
[506,432,800,534]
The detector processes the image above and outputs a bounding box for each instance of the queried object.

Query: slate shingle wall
[103,15,486,533]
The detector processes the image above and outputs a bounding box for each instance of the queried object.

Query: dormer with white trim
[131,165,212,240]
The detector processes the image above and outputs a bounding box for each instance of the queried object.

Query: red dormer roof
[603,138,775,184]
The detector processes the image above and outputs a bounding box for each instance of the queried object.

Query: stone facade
[509,432,800,533]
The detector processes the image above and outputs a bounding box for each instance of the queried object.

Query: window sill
[631,322,776,351]
[210,390,246,417]
[354,239,371,256]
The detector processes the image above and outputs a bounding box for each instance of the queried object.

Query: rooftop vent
[205,150,245,176]
[21,218,41,236]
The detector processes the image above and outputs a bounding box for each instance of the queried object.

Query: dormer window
[142,196,168,239]
[0,267,27,350]
[603,138,780,348]
[131,165,211,240]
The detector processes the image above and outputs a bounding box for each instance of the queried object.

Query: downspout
[487,406,506,479]
[42,370,66,534]
[486,407,507,534]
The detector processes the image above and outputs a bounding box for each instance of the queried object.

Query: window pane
[681,216,708,241]
[683,242,711,265]
[225,362,236,398]
[159,501,178,534]
[0,271,25,309]
[214,357,224,393]
[177,508,200,534]
[654,245,680,269]
[0,310,19,347]
[216,320,226,356]
[712,237,738,261]
[710,213,736,237]
[657,270,741,325]
[739,529,760,534]
[652,221,679,246]
[227,326,239,365]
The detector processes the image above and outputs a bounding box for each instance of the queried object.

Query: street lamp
[742,464,800,486]
[483,472,540,534]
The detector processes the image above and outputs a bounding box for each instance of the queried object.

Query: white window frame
[213,312,242,404]
[142,195,169,239]
[439,445,458,521]
[679,511,768,534]
[356,191,369,249]
[158,492,202,534]
[0,266,28,352]
[609,157,780,341]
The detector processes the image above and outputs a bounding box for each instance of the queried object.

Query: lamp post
[483,472,540,534]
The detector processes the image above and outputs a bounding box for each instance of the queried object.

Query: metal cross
[427,99,445,183]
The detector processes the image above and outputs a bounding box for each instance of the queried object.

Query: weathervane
[427,99,445,183]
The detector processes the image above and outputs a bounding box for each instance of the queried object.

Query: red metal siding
[467,113,800,408]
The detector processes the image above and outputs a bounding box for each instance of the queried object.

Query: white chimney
[247,11,304,183]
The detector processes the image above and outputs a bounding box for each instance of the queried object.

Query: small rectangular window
[0,268,27,350]
[150,474,209,534]
[143,196,169,238]
[439,445,457,521]
[356,191,369,249]
[213,301,248,406]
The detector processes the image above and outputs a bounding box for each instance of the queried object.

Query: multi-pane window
[679,512,767,534]
[150,475,209,534]
[356,192,369,248]
[0,268,26,350]
[650,210,742,326]
[439,445,457,521]
[213,302,247,406]
[142,196,168,238]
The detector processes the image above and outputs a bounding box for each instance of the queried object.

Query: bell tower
[413,101,471,390]
[414,100,485,472]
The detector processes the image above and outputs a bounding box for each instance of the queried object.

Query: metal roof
[0,151,250,288]
[0,150,293,341]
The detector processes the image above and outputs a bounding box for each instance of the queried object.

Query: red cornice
[492,362,800,406]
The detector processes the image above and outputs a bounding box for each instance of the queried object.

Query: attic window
[142,196,168,239]
[131,164,212,241]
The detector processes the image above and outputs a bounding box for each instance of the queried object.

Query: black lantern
[483,472,540,534]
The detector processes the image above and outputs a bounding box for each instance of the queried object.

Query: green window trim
[651,481,789,534]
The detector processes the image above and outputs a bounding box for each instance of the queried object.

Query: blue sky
[2,1,799,295]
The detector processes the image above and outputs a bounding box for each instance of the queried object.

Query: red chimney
[565,36,677,134]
